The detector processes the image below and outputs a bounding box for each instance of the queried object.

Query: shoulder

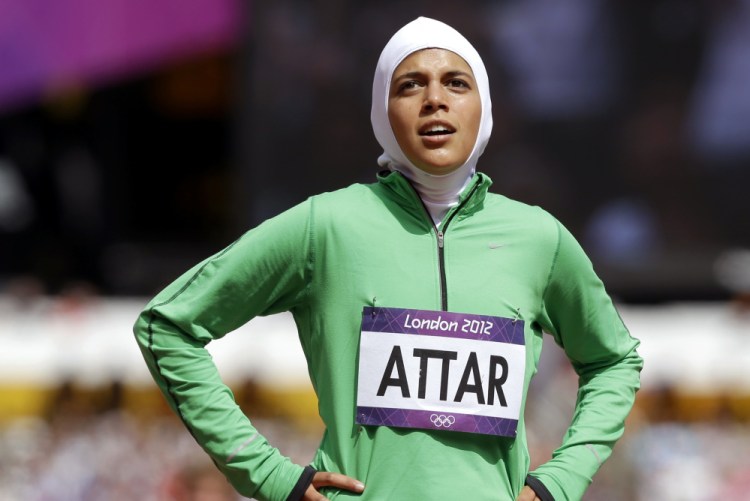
[310,182,375,204]
[482,191,561,236]
[305,182,389,226]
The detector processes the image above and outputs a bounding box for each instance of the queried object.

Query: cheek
[465,104,482,146]
[388,105,413,147]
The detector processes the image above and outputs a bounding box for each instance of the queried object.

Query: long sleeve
[133,200,314,501]
[530,220,643,500]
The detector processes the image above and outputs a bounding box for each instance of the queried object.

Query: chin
[416,162,463,176]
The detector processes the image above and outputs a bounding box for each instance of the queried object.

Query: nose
[422,82,448,113]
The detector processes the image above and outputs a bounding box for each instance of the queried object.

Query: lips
[418,120,456,147]
[419,120,456,137]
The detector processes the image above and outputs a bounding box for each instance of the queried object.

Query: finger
[312,471,365,493]
[302,484,329,501]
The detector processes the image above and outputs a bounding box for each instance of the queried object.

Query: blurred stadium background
[1,0,750,499]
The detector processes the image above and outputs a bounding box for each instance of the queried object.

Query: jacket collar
[376,170,492,220]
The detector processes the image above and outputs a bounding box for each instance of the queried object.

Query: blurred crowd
[1,361,750,501]
[524,344,750,500]
[0,381,321,501]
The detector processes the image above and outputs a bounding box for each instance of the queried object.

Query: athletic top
[134,171,643,501]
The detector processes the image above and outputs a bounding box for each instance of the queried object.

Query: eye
[446,78,470,89]
[397,80,422,94]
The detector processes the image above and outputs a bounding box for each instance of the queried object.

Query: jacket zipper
[408,181,481,311]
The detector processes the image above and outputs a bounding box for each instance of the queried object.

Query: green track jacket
[134,171,642,501]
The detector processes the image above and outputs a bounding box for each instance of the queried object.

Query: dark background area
[1,0,749,303]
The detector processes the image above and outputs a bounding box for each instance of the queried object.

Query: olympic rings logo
[430,414,456,428]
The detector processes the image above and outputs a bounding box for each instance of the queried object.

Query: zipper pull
[437,230,444,248]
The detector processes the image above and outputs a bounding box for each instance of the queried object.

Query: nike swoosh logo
[488,243,505,249]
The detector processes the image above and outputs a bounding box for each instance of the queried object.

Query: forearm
[529,346,642,500]
[134,312,304,501]
[533,219,644,499]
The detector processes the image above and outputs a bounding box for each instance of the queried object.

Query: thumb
[303,485,330,501]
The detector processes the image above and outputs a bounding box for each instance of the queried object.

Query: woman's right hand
[302,471,365,501]
[515,486,541,501]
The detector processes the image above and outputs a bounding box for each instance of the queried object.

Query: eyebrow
[392,70,474,82]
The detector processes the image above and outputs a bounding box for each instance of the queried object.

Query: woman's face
[388,48,481,175]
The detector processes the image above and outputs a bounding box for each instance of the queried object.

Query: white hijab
[371,17,493,225]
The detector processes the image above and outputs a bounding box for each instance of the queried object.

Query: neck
[385,159,475,226]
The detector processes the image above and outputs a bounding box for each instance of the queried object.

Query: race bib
[356,307,526,437]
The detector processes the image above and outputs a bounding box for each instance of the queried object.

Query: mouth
[419,121,456,137]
